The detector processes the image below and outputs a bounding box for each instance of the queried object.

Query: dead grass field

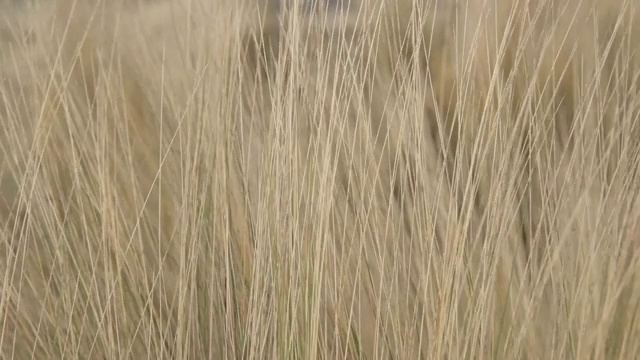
[2,0,640,358]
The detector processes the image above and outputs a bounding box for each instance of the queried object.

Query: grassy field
[2,0,640,358]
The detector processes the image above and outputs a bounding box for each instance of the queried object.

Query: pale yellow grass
[1,0,640,358]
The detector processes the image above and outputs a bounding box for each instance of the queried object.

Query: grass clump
[2,0,640,358]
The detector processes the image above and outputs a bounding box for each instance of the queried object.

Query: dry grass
[2,0,640,358]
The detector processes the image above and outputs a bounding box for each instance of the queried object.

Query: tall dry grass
[1,0,640,358]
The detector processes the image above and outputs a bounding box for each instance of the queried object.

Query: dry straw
[1,0,640,358]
